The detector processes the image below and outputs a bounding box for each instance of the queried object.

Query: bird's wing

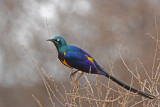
[64,50,99,74]
[68,45,105,71]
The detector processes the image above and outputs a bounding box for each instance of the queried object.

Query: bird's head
[47,36,68,53]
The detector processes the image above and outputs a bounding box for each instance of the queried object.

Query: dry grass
[24,45,160,106]
[23,17,160,107]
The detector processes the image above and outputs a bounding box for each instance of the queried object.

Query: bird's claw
[70,70,78,79]
[70,70,84,81]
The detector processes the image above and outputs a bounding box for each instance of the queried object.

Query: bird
[47,36,155,99]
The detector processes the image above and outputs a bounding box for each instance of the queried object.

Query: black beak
[47,39,52,41]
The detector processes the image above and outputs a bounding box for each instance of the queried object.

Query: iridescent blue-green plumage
[64,45,106,75]
[47,36,155,99]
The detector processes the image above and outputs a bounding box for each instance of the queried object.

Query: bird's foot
[70,70,79,79]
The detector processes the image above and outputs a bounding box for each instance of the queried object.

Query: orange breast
[60,52,73,68]
[61,59,73,68]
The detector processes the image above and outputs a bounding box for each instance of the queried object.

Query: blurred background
[0,0,160,106]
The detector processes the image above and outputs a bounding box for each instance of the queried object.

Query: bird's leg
[76,73,83,81]
[76,71,84,81]
[70,70,79,78]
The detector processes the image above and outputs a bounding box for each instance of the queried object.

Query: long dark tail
[104,72,155,99]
